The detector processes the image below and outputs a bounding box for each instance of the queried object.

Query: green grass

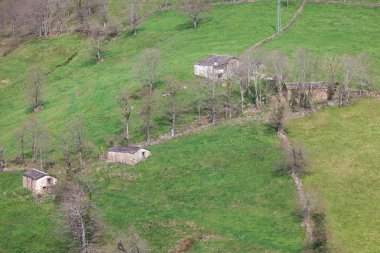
[0,1,300,158]
[287,99,380,252]
[0,172,70,253]
[265,3,380,85]
[91,123,304,252]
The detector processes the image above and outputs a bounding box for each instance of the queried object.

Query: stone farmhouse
[23,169,57,195]
[107,146,151,165]
[282,82,337,106]
[194,54,240,80]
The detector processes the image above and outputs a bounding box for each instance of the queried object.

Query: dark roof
[284,82,330,90]
[109,146,143,154]
[23,169,48,180]
[196,55,237,67]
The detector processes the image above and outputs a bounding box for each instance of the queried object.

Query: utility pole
[277,0,281,33]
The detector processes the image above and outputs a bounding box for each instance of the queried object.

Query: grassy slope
[265,3,380,85]
[92,123,304,252]
[0,1,299,158]
[287,99,380,252]
[0,172,70,253]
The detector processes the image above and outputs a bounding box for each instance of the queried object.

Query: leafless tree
[178,0,208,29]
[27,67,44,110]
[356,52,373,93]
[53,0,72,34]
[339,55,356,106]
[164,79,180,137]
[265,50,288,94]
[292,47,309,83]
[72,119,91,169]
[125,0,141,35]
[205,78,218,124]
[136,48,160,144]
[269,102,286,131]
[62,183,92,253]
[322,55,340,100]
[0,0,28,40]
[98,0,108,28]
[25,118,50,168]
[290,144,309,175]
[117,91,132,144]
[0,148,5,170]
[117,225,149,253]
[222,81,233,119]
[31,0,54,37]
[92,35,105,62]
[16,126,27,164]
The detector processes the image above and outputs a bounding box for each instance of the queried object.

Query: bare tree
[164,79,180,137]
[117,91,132,144]
[126,0,141,35]
[62,183,92,253]
[72,119,90,169]
[178,0,208,29]
[136,48,160,144]
[92,35,105,62]
[25,118,50,168]
[339,55,356,106]
[117,225,149,253]
[205,78,218,125]
[53,0,72,34]
[231,64,248,115]
[25,118,39,163]
[356,52,373,93]
[222,82,233,119]
[0,148,5,170]
[98,0,108,28]
[265,50,288,94]
[31,0,54,37]
[322,55,340,100]
[16,126,27,164]
[28,67,44,110]
[269,102,286,131]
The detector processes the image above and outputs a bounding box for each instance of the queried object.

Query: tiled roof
[196,55,237,67]
[109,146,143,154]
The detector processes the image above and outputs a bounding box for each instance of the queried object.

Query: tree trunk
[240,84,244,114]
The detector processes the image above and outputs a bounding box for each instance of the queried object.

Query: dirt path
[277,129,314,243]
[248,0,306,51]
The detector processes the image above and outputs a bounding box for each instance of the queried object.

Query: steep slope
[287,99,380,252]
[91,123,305,252]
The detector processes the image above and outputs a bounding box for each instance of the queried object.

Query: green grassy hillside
[0,172,70,253]
[0,1,300,158]
[287,99,380,252]
[265,3,380,84]
[91,123,304,252]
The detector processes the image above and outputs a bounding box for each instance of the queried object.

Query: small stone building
[194,55,240,80]
[282,82,337,106]
[23,169,57,195]
[107,146,151,165]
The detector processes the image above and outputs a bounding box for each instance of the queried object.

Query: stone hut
[107,146,151,165]
[23,169,57,195]
[282,82,337,106]
[194,55,240,80]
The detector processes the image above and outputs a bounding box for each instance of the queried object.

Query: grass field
[265,3,380,85]
[91,123,304,252]
[287,99,380,252]
[0,172,70,253]
[0,1,300,158]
